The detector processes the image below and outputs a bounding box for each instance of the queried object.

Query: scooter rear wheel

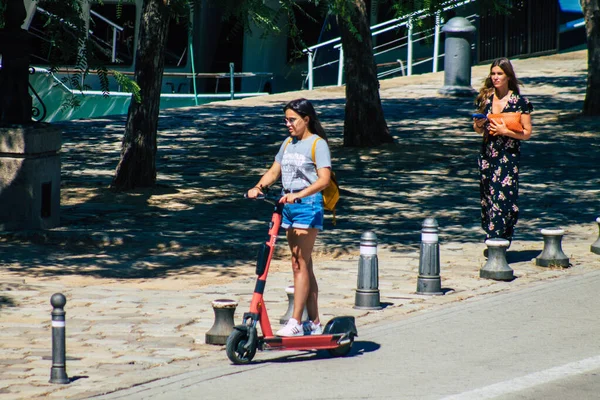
[226,330,257,364]
[327,337,354,357]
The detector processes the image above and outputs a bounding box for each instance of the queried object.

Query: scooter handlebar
[244,192,301,203]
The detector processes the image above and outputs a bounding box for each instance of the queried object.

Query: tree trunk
[582,0,600,116]
[111,0,170,190]
[338,0,394,147]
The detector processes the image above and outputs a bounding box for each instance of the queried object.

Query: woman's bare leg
[287,228,320,324]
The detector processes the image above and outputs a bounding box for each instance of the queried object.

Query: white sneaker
[276,318,303,337]
[303,320,323,335]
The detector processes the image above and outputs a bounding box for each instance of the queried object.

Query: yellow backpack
[284,137,340,225]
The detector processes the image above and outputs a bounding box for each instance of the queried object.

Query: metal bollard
[480,239,514,281]
[354,231,381,309]
[279,286,308,325]
[205,299,238,345]
[438,17,477,97]
[536,228,570,267]
[417,218,443,295]
[49,293,69,384]
[591,217,600,255]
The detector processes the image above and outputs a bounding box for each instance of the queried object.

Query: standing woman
[473,58,533,246]
[247,98,331,336]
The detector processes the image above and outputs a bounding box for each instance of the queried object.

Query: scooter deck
[261,333,346,351]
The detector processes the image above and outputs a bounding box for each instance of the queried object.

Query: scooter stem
[243,326,257,351]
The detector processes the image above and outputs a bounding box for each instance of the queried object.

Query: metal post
[407,17,413,76]
[433,11,441,73]
[337,47,344,87]
[205,299,238,345]
[189,33,199,106]
[229,62,235,100]
[591,217,600,255]
[438,17,477,97]
[307,52,314,91]
[480,239,514,281]
[354,232,381,309]
[112,27,118,63]
[49,293,69,384]
[536,228,570,267]
[416,218,443,295]
[279,286,308,325]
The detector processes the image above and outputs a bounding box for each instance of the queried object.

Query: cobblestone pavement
[1,50,599,399]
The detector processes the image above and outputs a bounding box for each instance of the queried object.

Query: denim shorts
[282,192,324,231]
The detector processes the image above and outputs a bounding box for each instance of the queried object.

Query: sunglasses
[283,117,299,125]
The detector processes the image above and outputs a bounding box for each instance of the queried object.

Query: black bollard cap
[50,293,67,309]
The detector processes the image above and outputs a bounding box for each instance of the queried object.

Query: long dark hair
[475,58,523,112]
[283,98,328,141]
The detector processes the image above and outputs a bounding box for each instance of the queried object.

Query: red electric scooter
[226,189,357,365]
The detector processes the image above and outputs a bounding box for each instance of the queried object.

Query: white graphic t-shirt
[275,135,331,191]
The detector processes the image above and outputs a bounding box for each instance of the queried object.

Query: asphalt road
[92,270,600,400]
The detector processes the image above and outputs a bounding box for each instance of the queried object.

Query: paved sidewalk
[1,50,599,399]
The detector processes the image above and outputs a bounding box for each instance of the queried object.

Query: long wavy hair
[283,98,328,141]
[475,58,523,112]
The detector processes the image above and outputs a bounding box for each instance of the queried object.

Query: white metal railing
[89,9,124,63]
[35,6,124,64]
[373,12,477,79]
[302,0,477,90]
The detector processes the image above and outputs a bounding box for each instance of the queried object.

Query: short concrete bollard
[416,218,443,295]
[49,293,69,384]
[354,231,381,309]
[536,228,570,267]
[279,286,308,325]
[591,217,600,255]
[480,238,514,281]
[205,299,238,345]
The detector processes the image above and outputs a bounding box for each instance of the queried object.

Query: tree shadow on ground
[0,61,597,280]
[0,281,33,308]
[0,295,17,309]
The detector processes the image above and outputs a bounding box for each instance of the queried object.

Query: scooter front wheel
[226,329,257,364]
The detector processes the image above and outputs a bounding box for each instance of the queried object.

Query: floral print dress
[478,93,533,241]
